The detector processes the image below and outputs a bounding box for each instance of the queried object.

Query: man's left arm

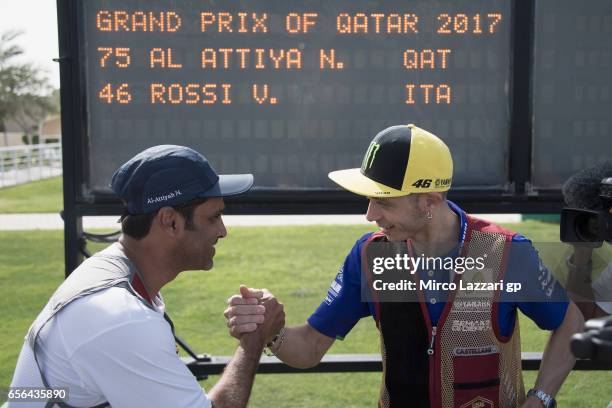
[523,301,584,407]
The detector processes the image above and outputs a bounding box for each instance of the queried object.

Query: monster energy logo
[362,142,380,170]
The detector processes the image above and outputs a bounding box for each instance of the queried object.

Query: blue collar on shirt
[447,200,468,250]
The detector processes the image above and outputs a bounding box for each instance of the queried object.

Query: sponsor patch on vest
[452,300,491,312]
[453,345,499,356]
[451,319,491,332]
[459,396,493,408]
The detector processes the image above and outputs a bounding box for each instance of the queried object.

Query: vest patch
[453,300,491,312]
[459,396,494,408]
[451,319,492,332]
[453,345,499,356]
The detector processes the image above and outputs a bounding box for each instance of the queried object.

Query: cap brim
[200,174,254,197]
[329,169,408,198]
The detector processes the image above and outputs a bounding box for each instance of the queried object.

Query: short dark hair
[121,212,156,240]
[121,197,208,239]
[408,191,448,203]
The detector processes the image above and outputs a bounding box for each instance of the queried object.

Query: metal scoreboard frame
[56,0,574,273]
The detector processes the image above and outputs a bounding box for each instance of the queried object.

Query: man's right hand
[243,292,285,349]
[211,286,284,407]
[224,286,265,339]
[225,285,285,346]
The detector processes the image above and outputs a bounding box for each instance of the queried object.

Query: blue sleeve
[307,234,372,340]
[498,235,569,336]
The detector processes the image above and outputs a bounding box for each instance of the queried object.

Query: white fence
[0,143,62,188]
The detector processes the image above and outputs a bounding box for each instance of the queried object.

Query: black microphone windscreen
[562,161,612,209]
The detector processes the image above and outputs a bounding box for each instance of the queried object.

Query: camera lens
[575,213,599,242]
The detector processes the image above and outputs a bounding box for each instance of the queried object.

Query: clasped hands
[224,285,285,347]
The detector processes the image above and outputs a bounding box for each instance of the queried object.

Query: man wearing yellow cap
[227,125,584,408]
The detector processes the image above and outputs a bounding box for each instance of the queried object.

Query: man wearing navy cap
[9,145,284,407]
[227,125,585,408]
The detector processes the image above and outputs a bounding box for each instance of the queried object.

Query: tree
[0,30,56,145]
[13,92,57,144]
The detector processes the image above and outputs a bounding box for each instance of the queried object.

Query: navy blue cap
[111,145,254,214]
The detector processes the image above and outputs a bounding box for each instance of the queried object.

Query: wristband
[264,327,286,356]
[527,388,556,408]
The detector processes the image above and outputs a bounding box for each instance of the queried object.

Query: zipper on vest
[427,326,437,355]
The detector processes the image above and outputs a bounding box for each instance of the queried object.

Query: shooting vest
[362,216,525,408]
[25,243,161,408]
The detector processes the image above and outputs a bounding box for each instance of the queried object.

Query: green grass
[0,176,62,213]
[1,223,610,407]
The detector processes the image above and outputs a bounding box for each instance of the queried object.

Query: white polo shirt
[9,286,211,408]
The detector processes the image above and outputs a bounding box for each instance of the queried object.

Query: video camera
[561,177,612,245]
[570,316,612,363]
[562,174,612,364]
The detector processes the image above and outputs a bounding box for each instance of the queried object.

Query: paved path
[0,213,522,231]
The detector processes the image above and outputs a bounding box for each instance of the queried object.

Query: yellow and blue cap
[328,124,453,197]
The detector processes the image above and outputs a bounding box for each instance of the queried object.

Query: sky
[0,0,60,89]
